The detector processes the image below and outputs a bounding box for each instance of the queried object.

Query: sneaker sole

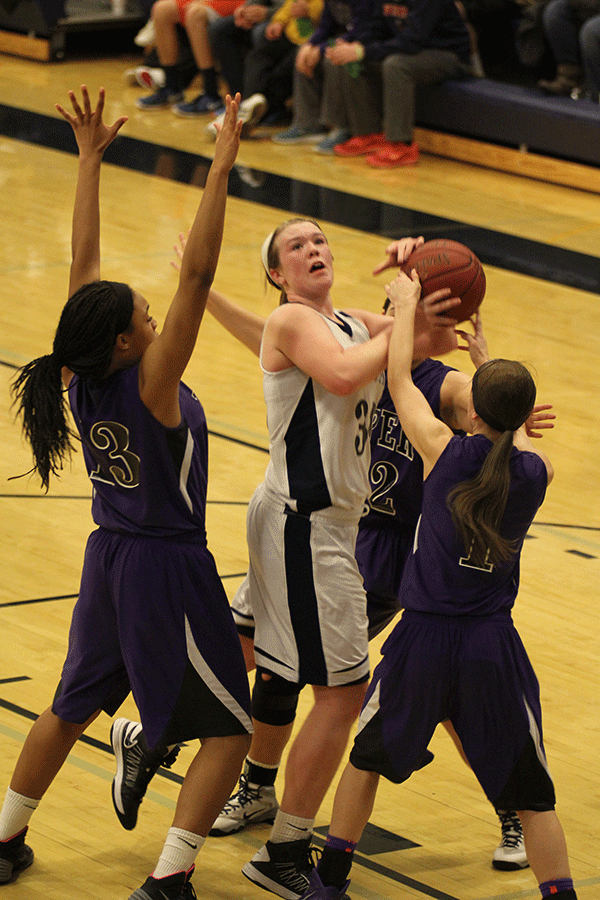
[209,807,277,836]
[241,861,306,900]
[136,102,180,111]
[334,147,386,157]
[111,718,135,830]
[367,156,419,168]
[0,846,34,884]
[127,889,154,900]
[173,107,217,118]
[492,858,529,871]
[272,133,326,145]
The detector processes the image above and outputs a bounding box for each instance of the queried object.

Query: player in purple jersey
[299,269,577,900]
[0,87,252,900]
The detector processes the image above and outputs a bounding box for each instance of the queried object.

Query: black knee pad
[251,667,302,726]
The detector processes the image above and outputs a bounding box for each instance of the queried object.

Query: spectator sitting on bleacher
[270,0,380,144]
[207,0,324,138]
[538,0,600,99]
[209,0,280,102]
[320,0,473,166]
[136,0,244,115]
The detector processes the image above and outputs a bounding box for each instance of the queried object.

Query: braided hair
[11,281,134,490]
[447,359,536,567]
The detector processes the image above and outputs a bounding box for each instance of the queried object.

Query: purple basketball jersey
[69,366,209,537]
[399,434,548,616]
[365,359,458,531]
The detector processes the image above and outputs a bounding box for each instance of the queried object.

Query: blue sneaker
[136,87,183,109]
[314,128,352,155]
[272,124,327,144]
[173,94,223,117]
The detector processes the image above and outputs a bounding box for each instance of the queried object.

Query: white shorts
[235,483,370,687]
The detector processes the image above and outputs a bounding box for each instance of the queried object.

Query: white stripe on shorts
[185,615,253,733]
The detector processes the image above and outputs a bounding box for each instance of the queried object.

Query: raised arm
[139,94,242,423]
[56,86,128,298]
[442,311,555,438]
[386,270,453,476]
[438,310,490,432]
[207,289,265,356]
[172,238,266,357]
[513,424,554,483]
[264,302,391,395]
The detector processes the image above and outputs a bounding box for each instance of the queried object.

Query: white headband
[261,230,280,289]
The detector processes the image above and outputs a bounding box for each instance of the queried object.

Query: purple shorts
[351,609,555,809]
[355,518,412,639]
[53,528,252,750]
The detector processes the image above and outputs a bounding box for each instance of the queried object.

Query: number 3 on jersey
[89,421,141,488]
[354,399,376,456]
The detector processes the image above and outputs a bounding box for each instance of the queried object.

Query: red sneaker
[367,141,419,167]
[334,133,387,157]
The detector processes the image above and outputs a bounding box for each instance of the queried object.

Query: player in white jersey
[245,308,383,687]
[229,219,458,900]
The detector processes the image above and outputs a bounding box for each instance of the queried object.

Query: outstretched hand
[455,311,489,368]
[525,404,556,438]
[212,93,242,170]
[56,85,127,157]
[373,236,425,275]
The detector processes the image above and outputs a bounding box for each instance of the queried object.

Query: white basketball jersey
[261,310,384,516]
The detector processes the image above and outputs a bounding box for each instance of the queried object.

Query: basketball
[401,239,486,322]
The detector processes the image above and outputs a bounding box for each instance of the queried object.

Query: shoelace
[124,743,148,790]
[124,739,180,794]
[499,813,523,848]
[223,773,262,811]
[272,845,319,893]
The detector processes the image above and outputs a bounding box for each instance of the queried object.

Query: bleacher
[415,76,600,192]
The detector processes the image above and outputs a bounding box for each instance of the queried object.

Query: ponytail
[11,354,73,491]
[447,359,536,567]
[11,280,134,490]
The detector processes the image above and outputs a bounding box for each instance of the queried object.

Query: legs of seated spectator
[243,32,296,120]
[209,14,253,97]
[319,50,463,166]
[381,49,465,144]
[540,0,582,68]
[322,58,382,138]
[138,0,221,112]
[152,0,181,68]
[579,14,600,99]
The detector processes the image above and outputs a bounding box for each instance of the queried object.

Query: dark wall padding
[416,78,600,167]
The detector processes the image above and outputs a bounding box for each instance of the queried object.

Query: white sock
[152,827,205,879]
[270,809,314,843]
[0,788,39,841]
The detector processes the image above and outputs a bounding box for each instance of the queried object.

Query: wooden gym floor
[0,48,598,900]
